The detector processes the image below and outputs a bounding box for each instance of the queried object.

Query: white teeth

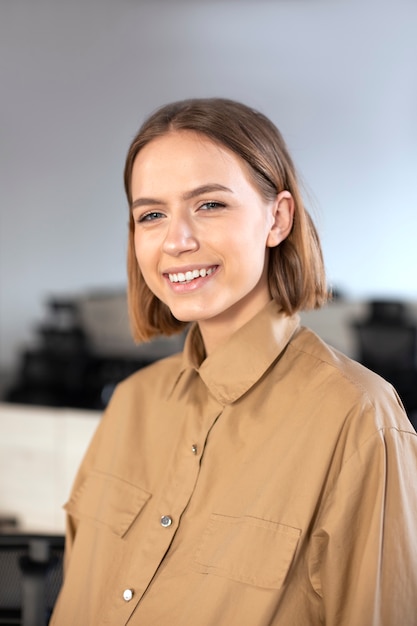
[168,267,215,283]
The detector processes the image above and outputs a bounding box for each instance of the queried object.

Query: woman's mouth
[167,266,217,284]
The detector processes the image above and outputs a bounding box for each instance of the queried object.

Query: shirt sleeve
[310,425,417,626]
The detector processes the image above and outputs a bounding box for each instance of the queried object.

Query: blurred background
[1,0,416,380]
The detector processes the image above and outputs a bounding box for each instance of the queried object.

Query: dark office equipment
[352,300,417,418]
[3,297,151,410]
[0,534,64,626]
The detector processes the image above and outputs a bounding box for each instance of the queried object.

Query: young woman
[51,98,417,625]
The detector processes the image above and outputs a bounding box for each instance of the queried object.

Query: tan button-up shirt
[51,301,417,625]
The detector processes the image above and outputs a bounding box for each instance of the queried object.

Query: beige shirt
[51,301,417,625]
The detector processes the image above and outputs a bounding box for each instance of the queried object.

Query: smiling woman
[50,98,417,626]
[129,129,299,353]
[124,98,328,345]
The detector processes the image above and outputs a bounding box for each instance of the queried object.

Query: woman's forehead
[131,130,256,193]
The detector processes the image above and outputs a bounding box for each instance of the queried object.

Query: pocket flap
[64,471,151,538]
[194,513,300,589]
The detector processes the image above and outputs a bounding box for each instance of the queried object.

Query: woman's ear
[266,190,295,248]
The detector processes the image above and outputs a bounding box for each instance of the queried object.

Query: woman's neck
[198,297,273,356]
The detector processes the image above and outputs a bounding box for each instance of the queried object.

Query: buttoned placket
[111,371,223,621]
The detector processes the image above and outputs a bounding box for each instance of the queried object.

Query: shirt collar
[171,301,300,405]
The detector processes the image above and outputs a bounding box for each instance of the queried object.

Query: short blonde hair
[124,98,328,342]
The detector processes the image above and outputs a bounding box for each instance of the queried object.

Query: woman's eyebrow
[182,183,233,201]
[131,196,161,210]
[131,183,233,210]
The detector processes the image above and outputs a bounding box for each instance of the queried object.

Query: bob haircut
[124,97,328,342]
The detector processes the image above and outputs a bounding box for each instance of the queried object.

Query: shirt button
[123,589,133,602]
[160,515,173,528]
[191,444,198,455]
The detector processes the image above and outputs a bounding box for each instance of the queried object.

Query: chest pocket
[64,470,151,538]
[194,513,300,589]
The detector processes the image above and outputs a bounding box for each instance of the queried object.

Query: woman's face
[130,130,292,348]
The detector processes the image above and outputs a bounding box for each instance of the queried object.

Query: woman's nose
[162,217,199,256]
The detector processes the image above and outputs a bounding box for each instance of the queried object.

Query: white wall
[1,0,416,370]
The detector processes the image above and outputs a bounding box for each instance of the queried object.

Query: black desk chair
[0,534,64,626]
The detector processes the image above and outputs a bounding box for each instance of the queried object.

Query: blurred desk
[0,403,100,535]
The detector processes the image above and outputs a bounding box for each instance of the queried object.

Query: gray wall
[1,0,416,370]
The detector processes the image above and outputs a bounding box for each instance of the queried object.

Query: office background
[1,0,416,375]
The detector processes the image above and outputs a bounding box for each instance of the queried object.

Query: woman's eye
[137,211,165,223]
[199,201,225,211]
